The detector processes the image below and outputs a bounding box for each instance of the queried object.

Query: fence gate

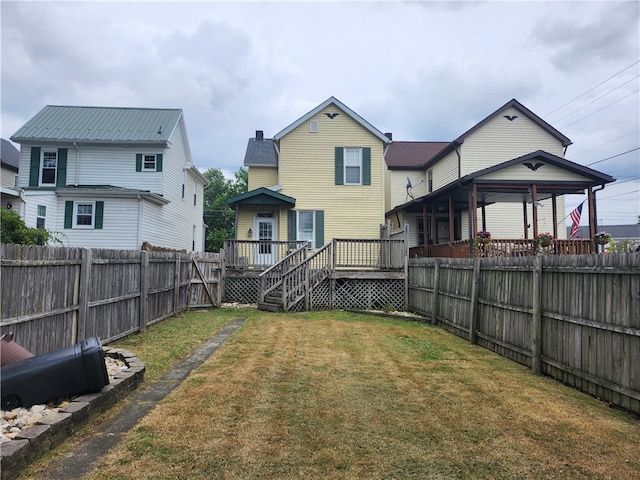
[189,253,221,308]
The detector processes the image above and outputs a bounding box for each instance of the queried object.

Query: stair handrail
[258,242,309,303]
[282,242,333,311]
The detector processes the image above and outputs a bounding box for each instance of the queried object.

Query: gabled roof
[226,187,296,208]
[424,99,573,167]
[1,139,20,170]
[273,96,391,144]
[385,141,450,169]
[244,137,277,167]
[11,106,183,144]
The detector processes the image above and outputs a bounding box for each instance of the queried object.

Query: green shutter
[56,148,68,187]
[64,201,73,229]
[362,147,371,186]
[29,147,41,186]
[315,210,324,248]
[95,201,104,229]
[136,154,142,172]
[334,147,344,185]
[288,209,297,246]
[156,154,163,172]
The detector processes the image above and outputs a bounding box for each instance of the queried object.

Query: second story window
[344,148,362,185]
[136,153,163,172]
[41,150,58,185]
[428,169,433,193]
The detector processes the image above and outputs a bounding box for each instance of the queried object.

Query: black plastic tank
[0,337,109,410]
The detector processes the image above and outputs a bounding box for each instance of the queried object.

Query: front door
[255,216,276,265]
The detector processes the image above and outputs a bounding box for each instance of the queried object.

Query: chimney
[256,130,264,141]
[385,132,393,141]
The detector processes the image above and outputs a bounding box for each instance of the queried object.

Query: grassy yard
[16,309,640,479]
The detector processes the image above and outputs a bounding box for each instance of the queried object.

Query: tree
[0,209,59,245]
[202,167,248,252]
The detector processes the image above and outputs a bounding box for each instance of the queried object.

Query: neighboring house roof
[385,141,450,169]
[424,98,573,168]
[54,185,169,205]
[226,187,296,208]
[1,138,20,171]
[10,105,183,144]
[567,225,640,239]
[273,96,391,144]
[244,135,277,167]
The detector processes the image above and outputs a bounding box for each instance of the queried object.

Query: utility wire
[558,88,640,129]
[597,189,640,201]
[544,59,640,117]
[570,130,639,156]
[585,147,640,166]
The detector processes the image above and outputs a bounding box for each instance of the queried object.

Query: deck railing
[258,243,309,303]
[333,238,406,269]
[282,242,333,310]
[409,238,595,258]
[223,240,309,269]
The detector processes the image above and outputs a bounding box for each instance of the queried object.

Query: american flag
[569,202,584,239]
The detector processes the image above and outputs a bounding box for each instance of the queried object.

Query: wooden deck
[409,238,595,258]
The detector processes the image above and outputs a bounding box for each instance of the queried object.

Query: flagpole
[557,200,586,226]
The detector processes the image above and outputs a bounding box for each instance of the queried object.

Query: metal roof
[11,105,183,144]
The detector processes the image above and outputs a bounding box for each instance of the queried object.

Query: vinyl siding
[478,197,567,239]
[22,191,58,231]
[460,107,565,176]
[1,166,18,187]
[478,163,592,182]
[388,170,427,210]
[248,167,278,190]
[431,148,459,190]
[278,106,385,241]
[235,206,287,241]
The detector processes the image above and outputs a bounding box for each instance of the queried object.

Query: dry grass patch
[90,311,639,480]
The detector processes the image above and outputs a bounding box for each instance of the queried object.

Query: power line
[551,75,639,123]
[586,147,640,166]
[544,59,640,117]
[597,189,640,201]
[570,130,639,156]
[558,88,640,129]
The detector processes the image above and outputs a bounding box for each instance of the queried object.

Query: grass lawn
[14,308,639,480]
[85,309,638,480]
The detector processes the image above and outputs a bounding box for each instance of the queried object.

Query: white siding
[388,170,427,210]
[22,191,58,230]
[460,107,565,176]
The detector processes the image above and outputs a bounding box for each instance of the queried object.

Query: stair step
[265,295,283,305]
[258,302,284,313]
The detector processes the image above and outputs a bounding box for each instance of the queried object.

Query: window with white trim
[13,174,19,187]
[428,170,433,193]
[74,202,95,228]
[143,154,157,171]
[297,211,314,248]
[36,205,46,229]
[344,147,362,185]
[41,150,58,185]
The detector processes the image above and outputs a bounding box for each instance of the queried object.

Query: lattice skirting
[225,277,260,304]
[332,278,405,311]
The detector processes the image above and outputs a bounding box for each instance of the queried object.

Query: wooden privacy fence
[407,253,640,415]
[1,244,221,355]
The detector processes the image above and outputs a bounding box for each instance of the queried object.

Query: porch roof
[388,150,616,215]
[226,187,296,208]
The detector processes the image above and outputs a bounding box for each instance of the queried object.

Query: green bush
[0,208,60,245]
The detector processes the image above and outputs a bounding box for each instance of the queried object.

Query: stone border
[0,348,145,480]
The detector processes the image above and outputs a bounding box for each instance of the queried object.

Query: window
[41,150,58,185]
[74,202,95,228]
[36,205,46,229]
[13,174,19,187]
[428,170,433,193]
[143,155,157,170]
[297,211,314,247]
[182,170,186,199]
[344,148,361,185]
[310,120,318,133]
[136,153,163,172]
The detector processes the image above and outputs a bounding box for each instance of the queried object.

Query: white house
[10,106,208,251]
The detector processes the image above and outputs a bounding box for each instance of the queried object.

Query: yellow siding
[460,107,565,176]
[248,166,278,190]
[236,206,289,241]
[388,170,427,210]
[278,105,386,240]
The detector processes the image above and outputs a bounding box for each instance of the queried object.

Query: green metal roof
[11,105,183,144]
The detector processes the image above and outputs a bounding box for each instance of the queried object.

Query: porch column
[531,184,539,238]
[431,203,437,244]
[588,186,596,238]
[448,195,454,242]
[481,203,487,232]
[551,195,558,239]
[422,203,429,246]
[471,184,478,237]
[522,201,529,239]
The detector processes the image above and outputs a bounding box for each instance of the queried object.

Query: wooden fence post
[531,256,543,374]
[219,248,226,303]
[77,248,92,342]
[140,250,149,332]
[431,259,440,325]
[404,223,409,311]
[174,253,181,315]
[469,258,481,344]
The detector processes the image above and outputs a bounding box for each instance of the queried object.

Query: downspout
[73,142,80,186]
[137,195,143,249]
[455,142,462,179]
[592,183,606,234]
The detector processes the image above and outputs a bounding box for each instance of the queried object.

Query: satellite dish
[406,176,414,200]
[406,176,412,189]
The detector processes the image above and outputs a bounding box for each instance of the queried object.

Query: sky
[1,0,639,227]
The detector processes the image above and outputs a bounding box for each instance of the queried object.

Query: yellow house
[227,97,391,258]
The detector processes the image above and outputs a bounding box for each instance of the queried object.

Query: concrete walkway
[39,317,247,480]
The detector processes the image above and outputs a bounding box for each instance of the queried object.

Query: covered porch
[394,151,615,258]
